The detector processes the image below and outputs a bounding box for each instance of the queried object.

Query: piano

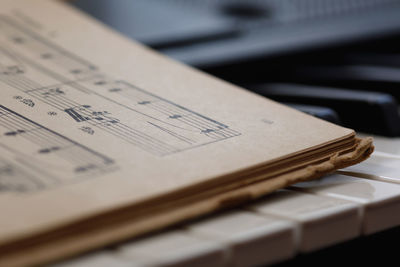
[55,0,400,266]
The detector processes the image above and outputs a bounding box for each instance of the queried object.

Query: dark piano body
[69,0,400,265]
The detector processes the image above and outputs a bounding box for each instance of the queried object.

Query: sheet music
[0,15,241,193]
[0,16,240,152]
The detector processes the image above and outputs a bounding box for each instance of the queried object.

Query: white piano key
[373,138,400,155]
[339,153,400,184]
[53,252,133,267]
[114,230,226,267]
[373,151,400,159]
[358,134,400,155]
[337,152,400,184]
[292,173,400,235]
[247,189,361,252]
[187,210,295,267]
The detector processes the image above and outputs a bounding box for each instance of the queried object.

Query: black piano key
[284,103,341,124]
[283,64,400,100]
[73,0,238,49]
[349,35,400,54]
[340,52,400,68]
[246,83,400,136]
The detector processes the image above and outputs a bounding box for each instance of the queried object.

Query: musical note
[4,129,25,136]
[64,107,90,122]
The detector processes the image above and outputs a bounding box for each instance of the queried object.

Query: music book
[0,0,373,266]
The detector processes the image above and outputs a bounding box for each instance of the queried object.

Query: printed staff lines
[41,92,178,156]
[1,68,239,155]
[0,141,61,188]
[0,105,115,192]
[0,16,97,73]
[0,66,189,155]
[110,82,239,138]
[0,110,99,168]
[41,93,179,155]
[0,105,114,166]
[0,156,48,192]
[146,100,238,139]
[2,71,235,155]
[97,81,224,135]
[0,16,241,156]
[0,76,179,155]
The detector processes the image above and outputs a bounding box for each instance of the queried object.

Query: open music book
[0,0,373,266]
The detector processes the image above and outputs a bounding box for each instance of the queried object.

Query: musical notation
[0,15,240,156]
[0,105,115,193]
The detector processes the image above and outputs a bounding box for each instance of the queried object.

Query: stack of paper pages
[0,0,373,266]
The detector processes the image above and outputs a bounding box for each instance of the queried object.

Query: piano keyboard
[53,135,400,267]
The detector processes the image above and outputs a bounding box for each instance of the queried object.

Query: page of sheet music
[0,0,353,243]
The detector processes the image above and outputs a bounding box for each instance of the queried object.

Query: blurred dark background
[70,0,400,265]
